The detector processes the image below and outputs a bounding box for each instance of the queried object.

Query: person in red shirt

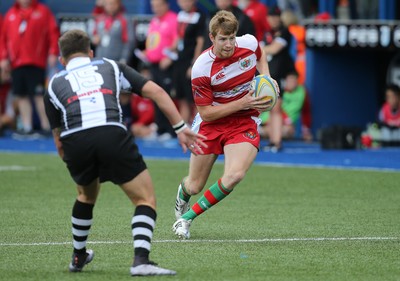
[0,0,59,138]
[379,84,400,127]
[92,0,105,17]
[0,14,13,135]
[236,0,271,42]
[129,95,156,138]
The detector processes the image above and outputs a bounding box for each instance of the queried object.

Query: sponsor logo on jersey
[239,57,252,70]
[215,71,225,81]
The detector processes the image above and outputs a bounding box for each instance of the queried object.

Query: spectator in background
[379,84,400,127]
[140,0,178,140]
[119,64,157,139]
[0,13,16,137]
[0,91,18,136]
[205,0,255,48]
[356,0,378,19]
[129,94,157,139]
[259,70,312,141]
[281,9,306,84]
[0,0,59,139]
[0,13,13,136]
[173,0,206,125]
[236,0,271,42]
[92,0,105,18]
[91,0,133,64]
[262,5,296,152]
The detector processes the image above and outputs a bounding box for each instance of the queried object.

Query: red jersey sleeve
[192,76,213,106]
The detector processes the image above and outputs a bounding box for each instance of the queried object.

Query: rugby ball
[251,74,278,111]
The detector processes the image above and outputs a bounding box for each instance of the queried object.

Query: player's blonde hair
[209,10,238,37]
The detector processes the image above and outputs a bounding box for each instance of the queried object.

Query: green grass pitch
[0,152,399,281]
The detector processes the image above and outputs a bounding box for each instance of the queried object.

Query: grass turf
[0,153,399,280]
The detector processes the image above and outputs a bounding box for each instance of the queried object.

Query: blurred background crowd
[0,0,399,150]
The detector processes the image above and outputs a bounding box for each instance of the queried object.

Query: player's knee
[134,195,156,209]
[223,171,246,188]
[185,179,204,195]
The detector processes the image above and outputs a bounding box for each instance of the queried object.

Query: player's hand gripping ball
[251,74,278,112]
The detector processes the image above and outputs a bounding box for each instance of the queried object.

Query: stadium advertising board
[305,21,400,49]
[57,14,151,44]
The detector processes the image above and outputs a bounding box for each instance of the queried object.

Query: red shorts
[193,115,260,155]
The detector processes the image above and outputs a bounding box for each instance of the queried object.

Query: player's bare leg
[120,170,176,276]
[267,98,283,152]
[174,154,217,220]
[69,178,100,272]
[173,143,257,239]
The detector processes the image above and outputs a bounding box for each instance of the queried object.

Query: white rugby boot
[172,218,192,239]
[130,261,176,276]
[174,184,190,220]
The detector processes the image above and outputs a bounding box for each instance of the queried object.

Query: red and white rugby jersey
[191,34,261,117]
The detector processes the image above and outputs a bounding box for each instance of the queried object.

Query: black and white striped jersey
[44,57,148,137]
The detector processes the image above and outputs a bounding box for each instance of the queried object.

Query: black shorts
[11,66,46,97]
[61,126,147,185]
[173,61,193,102]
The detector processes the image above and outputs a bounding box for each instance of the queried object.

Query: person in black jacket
[262,5,296,152]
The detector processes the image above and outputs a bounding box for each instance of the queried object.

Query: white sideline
[0,237,398,247]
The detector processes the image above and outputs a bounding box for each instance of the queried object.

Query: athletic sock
[182,179,231,221]
[71,200,94,254]
[178,179,191,202]
[132,205,156,266]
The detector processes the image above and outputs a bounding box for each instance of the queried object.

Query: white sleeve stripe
[275,37,288,47]
[103,58,123,123]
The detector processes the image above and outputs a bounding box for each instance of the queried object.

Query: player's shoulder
[192,48,214,79]
[236,34,258,51]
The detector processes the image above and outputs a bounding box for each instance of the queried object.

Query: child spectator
[118,65,156,139]
[379,84,400,127]
[259,70,311,141]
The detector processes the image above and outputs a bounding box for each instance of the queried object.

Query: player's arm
[44,89,63,158]
[193,76,269,122]
[52,127,64,158]
[257,47,270,76]
[257,45,280,95]
[118,62,207,154]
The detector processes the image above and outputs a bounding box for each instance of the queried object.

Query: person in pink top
[141,0,178,140]
[172,10,279,239]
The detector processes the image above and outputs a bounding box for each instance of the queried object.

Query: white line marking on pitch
[0,165,36,171]
[0,237,398,247]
